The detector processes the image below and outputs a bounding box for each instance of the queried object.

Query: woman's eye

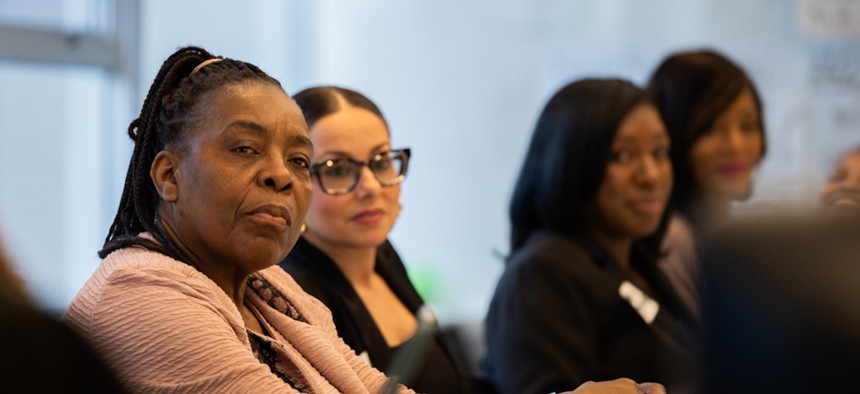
[372,157,393,172]
[289,157,310,169]
[830,169,847,183]
[233,146,257,155]
[740,121,759,134]
[323,163,354,179]
[610,151,631,164]
[653,147,670,161]
[705,122,724,135]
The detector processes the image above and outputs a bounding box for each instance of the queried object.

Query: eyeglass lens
[319,151,406,193]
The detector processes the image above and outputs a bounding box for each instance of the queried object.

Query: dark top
[483,231,699,394]
[0,301,127,393]
[700,214,860,394]
[245,274,311,391]
[279,237,464,394]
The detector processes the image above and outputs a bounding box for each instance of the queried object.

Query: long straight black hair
[509,78,668,259]
[647,49,767,219]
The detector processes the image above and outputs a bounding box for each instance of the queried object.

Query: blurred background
[1,0,859,323]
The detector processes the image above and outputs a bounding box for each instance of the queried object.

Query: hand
[638,382,666,394]
[559,378,666,394]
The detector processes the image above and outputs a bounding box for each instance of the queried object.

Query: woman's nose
[723,127,748,153]
[636,156,661,185]
[354,166,382,196]
[259,155,294,192]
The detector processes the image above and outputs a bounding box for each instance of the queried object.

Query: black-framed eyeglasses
[310,148,411,195]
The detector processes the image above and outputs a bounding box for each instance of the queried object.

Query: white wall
[3,0,859,322]
[0,62,107,310]
[140,0,305,98]
[300,0,860,322]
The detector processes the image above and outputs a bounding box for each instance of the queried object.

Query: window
[0,0,136,312]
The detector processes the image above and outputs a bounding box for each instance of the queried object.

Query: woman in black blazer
[484,79,698,394]
[277,86,464,394]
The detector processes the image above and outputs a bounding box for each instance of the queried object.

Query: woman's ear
[151,150,180,202]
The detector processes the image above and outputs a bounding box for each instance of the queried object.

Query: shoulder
[506,231,593,274]
[491,232,598,301]
[489,232,617,318]
[664,213,697,247]
[279,258,331,300]
[81,247,227,299]
[65,247,240,333]
[661,213,699,269]
[260,263,309,295]
[279,246,344,307]
[102,247,232,302]
[279,237,343,298]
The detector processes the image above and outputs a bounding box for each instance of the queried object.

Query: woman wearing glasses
[277,86,464,394]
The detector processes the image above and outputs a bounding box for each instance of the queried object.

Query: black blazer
[483,231,699,394]
[279,237,464,394]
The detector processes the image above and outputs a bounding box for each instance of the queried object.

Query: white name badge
[618,280,660,324]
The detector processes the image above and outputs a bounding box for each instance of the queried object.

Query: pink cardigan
[64,245,413,393]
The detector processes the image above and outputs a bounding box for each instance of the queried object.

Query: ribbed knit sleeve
[64,247,414,394]
[65,248,301,393]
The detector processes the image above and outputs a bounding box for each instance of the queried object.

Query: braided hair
[100,46,283,260]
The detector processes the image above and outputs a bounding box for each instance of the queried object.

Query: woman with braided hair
[64,46,414,393]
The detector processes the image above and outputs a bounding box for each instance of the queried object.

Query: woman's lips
[247,205,291,229]
[351,210,385,225]
[250,212,288,227]
[717,164,750,176]
[629,199,664,214]
[833,198,860,208]
[825,189,860,210]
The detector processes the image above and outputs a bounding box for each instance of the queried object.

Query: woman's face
[591,104,672,241]
[689,87,763,201]
[164,82,312,274]
[821,150,860,210]
[303,105,400,252]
